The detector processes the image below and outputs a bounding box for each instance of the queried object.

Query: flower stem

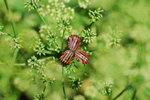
[3,0,19,63]
[61,29,65,51]
[131,89,137,100]
[4,0,9,10]
[113,85,132,100]
[107,94,112,100]
[13,48,19,62]
[38,56,53,62]
[84,22,94,30]
[61,28,67,100]
[14,63,26,66]
[62,67,68,100]
[35,8,47,26]
[79,21,94,36]
[4,0,17,37]
[34,8,60,46]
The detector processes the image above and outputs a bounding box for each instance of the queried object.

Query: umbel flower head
[60,35,90,64]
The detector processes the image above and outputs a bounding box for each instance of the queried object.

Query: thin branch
[61,29,65,51]
[84,22,94,30]
[0,56,53,67]
[4,0,17,37]
[14,63,26,66]
[78,22,94,36]
[132,89,137,100]
[62,67,68,100]
[3,0,19,63]
[11,22,17,37]
[38,56,53,62]
[13,48,19,62]
[61,28,68,100]
[113,85,132,100]
[4,0,9,11]
[108,95,112,100]
[35,8,47,26]
[34,7,59,47]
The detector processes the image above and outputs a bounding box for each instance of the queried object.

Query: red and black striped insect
[68,35,82,51]
[60,50,74,65]
[60,35,90,65]
[75,50,90,64]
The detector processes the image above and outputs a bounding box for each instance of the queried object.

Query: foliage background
[0,0,150,100]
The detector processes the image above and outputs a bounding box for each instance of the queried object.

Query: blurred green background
[0,0,150,100]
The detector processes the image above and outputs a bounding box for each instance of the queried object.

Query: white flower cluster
[106,27,122,47]
[25,0,41,11]
[89,8,103,22]
[83,28,96,43]
[34,39,46,56]
[78,0,90,9]
[12,37,22,49]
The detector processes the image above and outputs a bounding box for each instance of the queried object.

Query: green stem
[3,0,19,63]
[4,0,17,37]
[35,8,47,25]
[79,21,94,36]
[61,29,65,51]
[62,66,68,100]
[0,56,53,67]
[35,8,59,47]
[14,56,52,66]
[38,56,53,62]
[61,28,67,100]
[84,22,94,30]
[4,0,9,11]
[13,48,19,62]
[36,10,50,35]
[113,85,132,100]
[107,94,112,100]
[14,63,26,66]
[11,22,17,37]
[41,83,47,100]
[131,89,137,100]
[35,7,51,37]
[43,50,52,54]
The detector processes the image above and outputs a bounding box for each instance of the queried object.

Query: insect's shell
[68,35,82,51]
[75,50,90,64]
[60,50,74,64]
